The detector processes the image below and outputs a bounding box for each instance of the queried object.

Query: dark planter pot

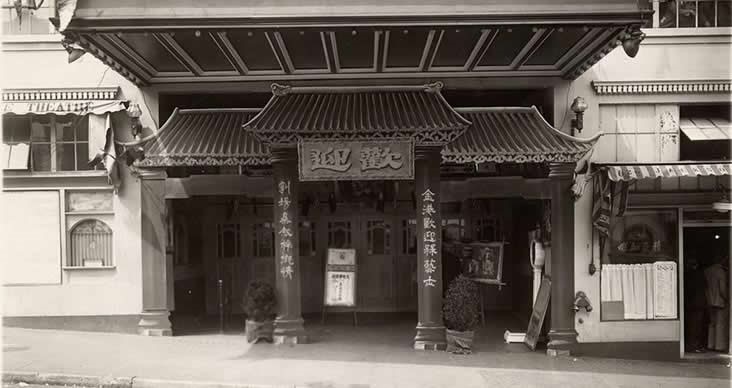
[446,329,475,354]
[245,319,274,344]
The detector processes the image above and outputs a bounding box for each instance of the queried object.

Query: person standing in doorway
[705,254,729,352]
[685,257,707,352]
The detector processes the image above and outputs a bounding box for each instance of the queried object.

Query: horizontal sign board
[299,139,414,181]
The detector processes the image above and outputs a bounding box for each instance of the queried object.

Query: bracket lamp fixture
[61,36,85,63]
[570,97,588,136]
[620,25,646,58]
[126,103,143,140]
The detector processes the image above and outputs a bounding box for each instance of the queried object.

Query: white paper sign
[324,248,357,307]
[653,261,677,319]
[324,271,355,306]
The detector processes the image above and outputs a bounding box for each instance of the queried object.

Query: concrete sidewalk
[2,326,730,388]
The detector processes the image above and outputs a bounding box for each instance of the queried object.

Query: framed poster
[467,242,505,283]
[323,248,357,307]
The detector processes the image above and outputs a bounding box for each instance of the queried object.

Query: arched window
[69,219,113,267]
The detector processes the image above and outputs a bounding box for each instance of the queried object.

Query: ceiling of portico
[59,1,652,86]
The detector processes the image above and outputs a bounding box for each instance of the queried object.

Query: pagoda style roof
[244,82,470,146]
[442,106,600,164]
[136,108,270,167]
[136,104,600,168]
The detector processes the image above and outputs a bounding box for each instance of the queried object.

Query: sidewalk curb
[3,371,133,387]
[132,378,288,388]
[3,371,292,388]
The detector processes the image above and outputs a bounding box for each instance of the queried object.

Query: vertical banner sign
[324,248,357,306]
[277,179,294,280]
[421,189,438,287]
[299,140,414,181]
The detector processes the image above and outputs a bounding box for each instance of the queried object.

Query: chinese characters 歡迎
[310,147,352,172]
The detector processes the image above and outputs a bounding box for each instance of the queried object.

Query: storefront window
[659,0,731,28]
[2,114,92,172]
[600,209,679,321]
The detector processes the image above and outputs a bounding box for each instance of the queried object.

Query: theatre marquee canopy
[57,0,651,86]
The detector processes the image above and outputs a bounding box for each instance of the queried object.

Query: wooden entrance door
[324,216,397,311]
[395,218,418,311]
[359,218,395,310]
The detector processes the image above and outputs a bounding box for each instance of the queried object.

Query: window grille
[69,219,113,267]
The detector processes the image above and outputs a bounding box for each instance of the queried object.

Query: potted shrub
[242,281,277,343]
[443,275,480,354]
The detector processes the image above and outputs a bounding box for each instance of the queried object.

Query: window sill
[3,170,108,178]
[1,33,62,43]
[63,266,116,271]
[646,27,732,37]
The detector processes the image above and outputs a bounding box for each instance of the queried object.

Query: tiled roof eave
[245,82,470,146]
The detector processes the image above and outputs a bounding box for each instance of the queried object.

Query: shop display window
[600,210,679,321]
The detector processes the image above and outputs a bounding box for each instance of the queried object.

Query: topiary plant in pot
[242,281,277,343]
[443,275,480,354]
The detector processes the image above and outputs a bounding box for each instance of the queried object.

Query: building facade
[2,0,729,359]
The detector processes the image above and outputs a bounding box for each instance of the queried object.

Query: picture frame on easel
[322,248,358,326]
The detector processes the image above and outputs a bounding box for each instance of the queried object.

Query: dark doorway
[682,226,730,356]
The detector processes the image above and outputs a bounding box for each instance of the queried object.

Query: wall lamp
[570,97,588,136]
[61,37,86,63]
[127,103,143,140]
[620,26,646,58]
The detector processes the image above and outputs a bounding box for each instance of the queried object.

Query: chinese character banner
[298,140,414,181]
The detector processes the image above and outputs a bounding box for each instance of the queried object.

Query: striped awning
[244,82,470,146]
[442,106,600,164]
[2,87,128,116]
[136,108,270,167]
[600,162,732,182]
[680,117,732,141]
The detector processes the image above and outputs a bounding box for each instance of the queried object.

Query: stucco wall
[1,35,155,317]
[556,28,731,343]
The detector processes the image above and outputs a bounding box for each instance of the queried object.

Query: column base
[273,317,308,345]
[138,311,172,336]
[547,328,578,356]
[414,324,446,351]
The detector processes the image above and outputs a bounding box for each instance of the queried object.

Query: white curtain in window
[645,263,655,319]
[601,265,623,302]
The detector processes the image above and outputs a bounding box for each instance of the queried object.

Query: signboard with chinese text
[524,276,550,351]
[324,248,357,307]
[298,140,414,181]
[467,242,505,284]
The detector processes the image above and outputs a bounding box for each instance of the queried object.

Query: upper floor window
[679,104,731,161]
[1,1,55,35]
[659,0,731,28]
[2,114,94,172]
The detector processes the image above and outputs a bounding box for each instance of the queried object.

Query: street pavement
[2,325,730,388]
